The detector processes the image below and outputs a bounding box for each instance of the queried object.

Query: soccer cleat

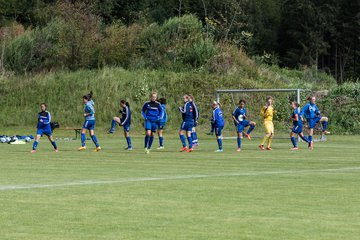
[125,147,133,151]
[30,150,36,153]
[290,147,299,151]
[192,143,199,147]
[108,131,114,134]
[78,146,86,151]
[93,147,101,152]
[323,130,331,135]
[320,136,327,142]
[145,148,150,154]
[214,149,223,153]
[187,148,194,153]
[205,132,214,136]
[180,146,188,152]
[266,147,273,151]
[54,149,59,153]
[258,145,265,150]
[157,146,164,150]
[244,133,251,140]
[237,148,241,152]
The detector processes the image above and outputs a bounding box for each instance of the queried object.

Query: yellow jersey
[260,105,274,121]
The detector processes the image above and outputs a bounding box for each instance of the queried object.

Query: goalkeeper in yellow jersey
[259,96,275,150]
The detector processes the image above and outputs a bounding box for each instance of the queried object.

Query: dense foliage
[0,0,359,81]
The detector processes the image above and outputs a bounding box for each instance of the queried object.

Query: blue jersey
[159,104,167,124]
[292,108,302,126]
[142,101,163,122]
[191,101,199,121]
[37,111,52,131]
[232,107,247,125]
[84,100,95,120]
[212,107,224,127]
[120,105,131,126]
[179,101,194,122]
[300,102,320,119]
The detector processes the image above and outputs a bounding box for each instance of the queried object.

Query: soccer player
[290,101,310,150]
[300,96,330,149]
[179,94,194,152]
[189,94,199,146]
[31,103,58,153]
[142,92,163,154]
[109,100,132,150]
[211,101,225,152]
[78,91,101,152]
[157,98,167,149]
[259,96,275,150]
[232,99,256,152]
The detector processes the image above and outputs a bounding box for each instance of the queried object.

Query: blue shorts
[215,126,224,136]
[180,121,194,131]
[236,120,250,132]
[158,122,166,130]
[36,128,52,136]
[83,120,96,130]
[292,125,303,134]
[123,124,130,132]
[145,120,158,132]
[307,117,321,129]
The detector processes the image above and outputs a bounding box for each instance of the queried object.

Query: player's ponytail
[83,91,93,101]
[159,98,167,104]
[120,100,130,107]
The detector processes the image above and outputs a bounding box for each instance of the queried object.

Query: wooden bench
[57,128,82,139]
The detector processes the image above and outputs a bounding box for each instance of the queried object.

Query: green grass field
[1,134,359,240]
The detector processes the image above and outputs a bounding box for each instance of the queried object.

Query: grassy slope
[0,65,336,133]
[0,135,359,239]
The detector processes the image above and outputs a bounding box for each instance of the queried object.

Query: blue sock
[109,120,116,132]
[300,135,309,143]
[187,136,193,149]
[322,121,328,131]
[237,137,242,148]
[217,137,223,150]
[309,135,313,142]
[51,140,57,149]
[126,136,132,148]
[81,133,86,147]
[247,125,255,134]
[180,135,186,147]
[32,141,39,150]
[193,132,198,143]
[211,123,215,133]
[159,136,164,147]
[148,136,154,149]
[291,137,297,147]
[91,135,99,147]
[145,135,150,148]
[191,132,196,143]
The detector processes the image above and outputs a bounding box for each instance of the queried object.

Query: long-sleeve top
[142,101,163,121]
[211,107,224,127]
[120,105,131,126]
[37,111,51,130]
[300,102,320,119]
[159,104,167,124]
[179,101,194,122]
[84,100,95,120]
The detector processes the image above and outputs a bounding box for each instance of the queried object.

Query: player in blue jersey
[31,103,58,153]
[78,91,101,152]
[157,98,167,150]
[232,99,256,152]
[300,96,330,150]
[179,95,195,152]
[108,100,132,150]
[290,101,310,150]
[211,101,225,152]
[189,94,200,146]
[142,92,163,154]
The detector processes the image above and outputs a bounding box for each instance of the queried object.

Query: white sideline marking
[1,166,360,191]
